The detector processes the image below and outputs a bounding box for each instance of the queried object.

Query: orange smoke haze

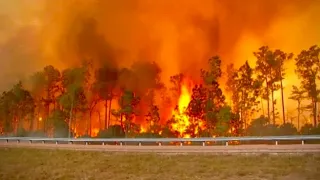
[0,0,320,127]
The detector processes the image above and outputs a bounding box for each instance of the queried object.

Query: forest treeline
[0,45,320,138]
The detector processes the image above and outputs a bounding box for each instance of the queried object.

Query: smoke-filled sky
[0,0,320,118]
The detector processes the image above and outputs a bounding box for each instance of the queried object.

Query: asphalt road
[1,142,320,154]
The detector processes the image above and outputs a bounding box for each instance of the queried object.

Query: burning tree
[186,84,206,137]
[0,82,35,135]
[145,105,161,134]
[201,56,225,134]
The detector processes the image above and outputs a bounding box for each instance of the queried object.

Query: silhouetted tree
[289,85,306,130]
[236,61,261,128]
[295,45,320,126]
[93,63,118,129]
[273,50,293,124]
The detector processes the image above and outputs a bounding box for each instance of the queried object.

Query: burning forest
[0,0,320,138]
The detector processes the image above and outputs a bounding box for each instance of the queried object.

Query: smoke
[0,0,319,93]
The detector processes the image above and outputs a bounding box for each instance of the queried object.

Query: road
[1,142,320,154]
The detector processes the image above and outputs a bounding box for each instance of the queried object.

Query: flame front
[171,84,192,138]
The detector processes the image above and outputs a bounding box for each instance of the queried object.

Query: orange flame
[171,84,192,138]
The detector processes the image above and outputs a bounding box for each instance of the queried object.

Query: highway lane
[1,142,320,154]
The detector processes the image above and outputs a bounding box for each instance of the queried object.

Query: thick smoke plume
[0,0,319,92]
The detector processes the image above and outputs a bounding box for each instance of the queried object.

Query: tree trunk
[265,78,270,122]
[108,98,112,128]
[260,97,264,116]
[280,78,285,124]
[45,88,51,133]
[89,111,92,136]
[297,101,301,130]
[313,98,317,127]
[97,111,101,129]
[68,98,74,138]
[104,99,108,129]
[271,87,275,125]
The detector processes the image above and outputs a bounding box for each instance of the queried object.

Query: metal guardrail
[1,135,320,146]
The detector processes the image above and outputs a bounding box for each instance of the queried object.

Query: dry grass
[0,148,319,180]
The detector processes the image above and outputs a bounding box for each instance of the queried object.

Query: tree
[236,61,261,129]
[97,125,125,138]
[41,65,61,132]
[48,109,69,138]
[0,82,35,134]
[93,63,118,130]
[254,46,280,124]
[247,116,279,136]
[225,63,243,134]
[28,71,47,131]
[214,106,232,136]
[225,63,240,112]
[11,82,35,132]
[278,123,297,135]
[81,61,101,136]
[186,84,206,137]
[295,45,320,126]
[170,73,184,98]
[201,56,225,132]
[130,61,164,125]
[145,105,161,134]
[60,67,87,138]
[289,85,306,130]
[113,90,140,137]
[273,50,293,124]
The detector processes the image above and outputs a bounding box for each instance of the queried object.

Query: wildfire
[92,128,100,137]
[140,127,146,133]
[171,84,192,138]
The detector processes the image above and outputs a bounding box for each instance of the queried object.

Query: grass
[0,148,319,180]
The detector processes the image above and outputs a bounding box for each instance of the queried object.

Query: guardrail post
[42,141,45,144]
[158,142,162,146]
[275,141,278,145]
[6,139,8,143]
[225,141,228,146]
[16,140,19,144]
[55,141,58,145]
[138,142,141,146]
[120,142,123,146]
[180,142,183,146]
[102,142,105,146]
[302,140,305,145]
[85,142,88,145]
[202,142,205,146]
[29,140,32,144]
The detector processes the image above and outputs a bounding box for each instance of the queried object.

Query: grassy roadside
[0,148,319,180]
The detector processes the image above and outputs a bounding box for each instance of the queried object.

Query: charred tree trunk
[68,98,74,138]
[271,87,275,125]
[44,88,51,133]
[265,78,270,123]
[120,114,123,131]
[108,97,112,128]
[260,97,264,116]
[104,99,108,129]
[313,98,317,127]
[97,111,101,129]
[297,101,301,130]
[89,111,92,136]
[280,77,286,124]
